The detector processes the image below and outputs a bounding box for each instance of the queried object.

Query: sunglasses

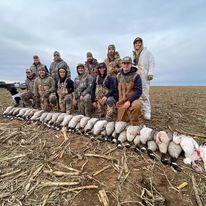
[54,54,59,56]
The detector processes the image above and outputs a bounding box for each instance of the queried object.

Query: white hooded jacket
[137,47,155,83]
[133,46,155,117]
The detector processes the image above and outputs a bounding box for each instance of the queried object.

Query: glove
[92,102,97,108]
[147,75,153,81]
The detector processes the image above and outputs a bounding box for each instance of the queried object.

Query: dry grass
[0,87,206,206]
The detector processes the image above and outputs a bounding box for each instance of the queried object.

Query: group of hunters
[20,37,155,125]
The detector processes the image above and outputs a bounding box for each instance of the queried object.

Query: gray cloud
[0,0,206,84]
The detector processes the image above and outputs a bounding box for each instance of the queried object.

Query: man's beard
[123,68,130,73]
[109,52,115,57]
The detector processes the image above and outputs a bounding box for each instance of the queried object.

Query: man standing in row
[104,44,122,79]
[85,52,98,78]
[133,37,155,120]
[49,51,71,81]
[30,55,48,75]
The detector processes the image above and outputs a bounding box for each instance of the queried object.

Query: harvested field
[0,86,206,206]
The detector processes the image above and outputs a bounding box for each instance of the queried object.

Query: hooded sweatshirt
[56,67,74,94]
[49,53,71,80]
[74,68,93,100]
[33,68,56,97]
[133,41,155,79]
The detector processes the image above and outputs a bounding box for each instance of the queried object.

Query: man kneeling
[34,66,57,111]
[116,57,142,125]
[91,62,116,120]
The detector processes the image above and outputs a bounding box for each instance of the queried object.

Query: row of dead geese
[1,106,206,173]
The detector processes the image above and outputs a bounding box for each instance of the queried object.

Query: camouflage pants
[21,91,34,107]
[59,94,73,113]
[37,92,57,111]
[96,96,115,120]
[78,94,92,117]
[117,100,142,125]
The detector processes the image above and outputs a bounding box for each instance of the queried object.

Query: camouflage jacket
[33,74,56,97]
[30,62,47,75]
[85,58,98,78]
[74,73,93,99]
[25,74,36,93]
[104,52,122,78]
[49,59,71,80]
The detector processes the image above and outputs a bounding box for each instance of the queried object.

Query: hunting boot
[21,92,33,107]
[34,96,41,109]
[66,104,73,114]
[84,100,92,117]
[51,104,58,112]
[59,98,65,112]
[106,105,114,121]
[78,100,85,115]
[44,105,52,112]
[96,101,106,118]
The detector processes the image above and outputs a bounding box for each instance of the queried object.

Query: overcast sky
[0,0,206,85]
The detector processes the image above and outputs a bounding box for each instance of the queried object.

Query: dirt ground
[0,86,206,206]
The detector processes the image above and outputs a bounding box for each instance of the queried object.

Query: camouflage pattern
[95,76,108,117]
[57,79,73,113]
[25,74,36,92]
[94,76,115,120]
[95,76,109,99]
[30,62,46,75]
[21,72,36,107]
[21,91,34,107]
[78,94,92,117]
[104,52,122,78]
[49,59,71,80]
[96,97,115,120]
[85,58,98,78]
[74,72,93,116]
[33,75,57,111]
